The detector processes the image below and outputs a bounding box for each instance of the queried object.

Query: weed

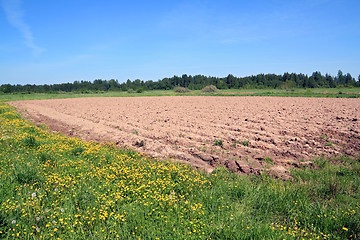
[23,135,38,147]
[232,140,242,147]
[325,142,334,147]
[264,157,274,165]
[15,169,39,184]
[135,140,145,147]
[197,145,207,152]
[214,139,223,147]
[242,140,249,147]
[38,152,54,164]
[71,146,84,156]
[134,129,139,135]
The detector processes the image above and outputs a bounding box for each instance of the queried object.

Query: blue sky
[1,0,359,85]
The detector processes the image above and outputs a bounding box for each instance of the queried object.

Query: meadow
[0,87,359,102]
[0,99,359,239]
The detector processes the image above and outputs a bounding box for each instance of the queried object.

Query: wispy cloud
[2,0,46,56]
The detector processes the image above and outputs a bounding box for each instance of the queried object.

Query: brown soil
[9,96,360,179]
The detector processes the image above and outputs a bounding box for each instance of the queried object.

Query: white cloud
[2,0,46,56]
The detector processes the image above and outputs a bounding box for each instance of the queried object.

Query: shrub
[136,88,144,93]
[127,88,135,93]
[202,85,218,93]
[174,86,190,93]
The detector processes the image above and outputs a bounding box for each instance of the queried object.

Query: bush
[174,86,190,93]
[127,88,135,93]
[202,85,218,93]
[136,88,144,93]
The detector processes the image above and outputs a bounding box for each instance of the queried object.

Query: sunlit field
[0,102,359,239]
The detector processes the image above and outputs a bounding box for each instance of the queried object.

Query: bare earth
[10,96,360,179]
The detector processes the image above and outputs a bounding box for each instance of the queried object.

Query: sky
[1,0,359,85]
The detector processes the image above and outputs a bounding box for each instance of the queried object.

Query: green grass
[0,102,359,239]
[1,87,359,101]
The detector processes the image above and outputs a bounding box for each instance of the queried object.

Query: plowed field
[10,96,360,178]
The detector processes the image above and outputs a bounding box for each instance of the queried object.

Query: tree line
[1,70,359,94]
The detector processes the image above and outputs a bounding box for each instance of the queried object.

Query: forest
[1,70,359,94]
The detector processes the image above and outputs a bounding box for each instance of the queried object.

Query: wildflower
[343,227,348,231]
[45,208,50,213]
[54,188,58,192]
[36,217,40,221]
[31,192,37,198]
[36,226,40,232]
[26,162,30,166]
[11,220,16,224]
[60,208,64,212]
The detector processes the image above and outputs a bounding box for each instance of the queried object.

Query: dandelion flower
[343,227,348,231]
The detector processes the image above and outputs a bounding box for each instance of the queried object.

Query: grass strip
[0,87,359,101]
